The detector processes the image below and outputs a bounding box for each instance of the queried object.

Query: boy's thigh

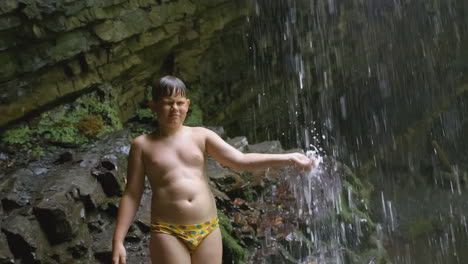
[191,228,223,264]
[150,232,191,264]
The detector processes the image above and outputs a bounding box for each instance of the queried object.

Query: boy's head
[152,75,187,102]
[149,76,190,127]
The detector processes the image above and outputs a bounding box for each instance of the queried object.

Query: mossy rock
[1,89,123,150]
[218,211,247,263]
[1,123,34,148]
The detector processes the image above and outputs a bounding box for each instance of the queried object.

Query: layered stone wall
[0,0,251,127]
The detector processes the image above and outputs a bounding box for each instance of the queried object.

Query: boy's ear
[186,99,191,107]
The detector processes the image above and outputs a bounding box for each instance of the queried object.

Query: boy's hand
[112,243,127,264]
[288,153,317,171]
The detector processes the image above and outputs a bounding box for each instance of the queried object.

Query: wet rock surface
[0,128,382,263]
[0,231,14,264]
[0,0,252,126]
[0,130,133,263]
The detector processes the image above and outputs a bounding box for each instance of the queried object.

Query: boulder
[1,214,48,263]
[92,223,114,262]
[91,154,126,197]
[0,0,18,15]
[210,183,230,201]
[207,126,226,137]
[0,231,14,264]
[0,15,21,30]
[33,190,85,244]
[226,136,248,152]
[247,140,283,153]
[0,168,39,212]
[66,226,93,261]
[207,159,245,193]
[206,157,229,180]
[75,172,108,211]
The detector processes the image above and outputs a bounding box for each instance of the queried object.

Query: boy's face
[150,95,190,128]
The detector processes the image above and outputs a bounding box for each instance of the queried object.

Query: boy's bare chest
[142,138,205,172]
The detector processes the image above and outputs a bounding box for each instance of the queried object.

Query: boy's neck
[157,125,185,137]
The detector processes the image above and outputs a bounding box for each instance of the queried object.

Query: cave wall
[0,0,252,128]
[208,0,468,152]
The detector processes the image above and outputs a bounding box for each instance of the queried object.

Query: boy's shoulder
[187,126,208,133]
[130,134,146,147]
[186,126,217,137]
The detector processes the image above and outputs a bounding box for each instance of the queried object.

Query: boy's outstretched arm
[204,128,315,171]
[112,137,146,264]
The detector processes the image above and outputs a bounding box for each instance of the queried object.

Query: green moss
[145,85,153,101]
[2,91,123,150]
[76,93,123,130]
[185,88,203,126]
[31,146,46,160]
[220,225,246,263]
[337,186,375,230]
[218,210,246,263]
[135,108,155,121]
[37,92,123,145]
[1,124,34,148]
[41,125,88,146]
[217,210,233,233]
[218,210,247,261]
[241,187,255,202]
[185,104,203,126]
[337,192,354,222]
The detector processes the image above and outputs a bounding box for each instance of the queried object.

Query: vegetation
[1,91,123,151]
[218,210,247,263]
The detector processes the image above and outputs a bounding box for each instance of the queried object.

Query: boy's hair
[152,75,187,101]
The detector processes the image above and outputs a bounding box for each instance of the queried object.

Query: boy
[112,76,316,264]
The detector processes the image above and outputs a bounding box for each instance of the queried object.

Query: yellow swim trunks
[150,217,219,253]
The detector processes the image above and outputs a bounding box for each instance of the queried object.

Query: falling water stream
[242,0,468,263]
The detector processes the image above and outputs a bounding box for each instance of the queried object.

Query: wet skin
[112,95,316,264]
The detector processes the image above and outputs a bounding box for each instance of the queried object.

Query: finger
[113,252,123,264]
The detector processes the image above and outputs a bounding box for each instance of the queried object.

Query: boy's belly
[149,174,217,224]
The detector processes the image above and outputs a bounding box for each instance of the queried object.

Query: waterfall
[245,0,468,263]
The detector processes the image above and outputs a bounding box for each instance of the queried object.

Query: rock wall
[0,131,132,263]
[0,129,384,263]
[212,0,468,150]
[0,0,251,127]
